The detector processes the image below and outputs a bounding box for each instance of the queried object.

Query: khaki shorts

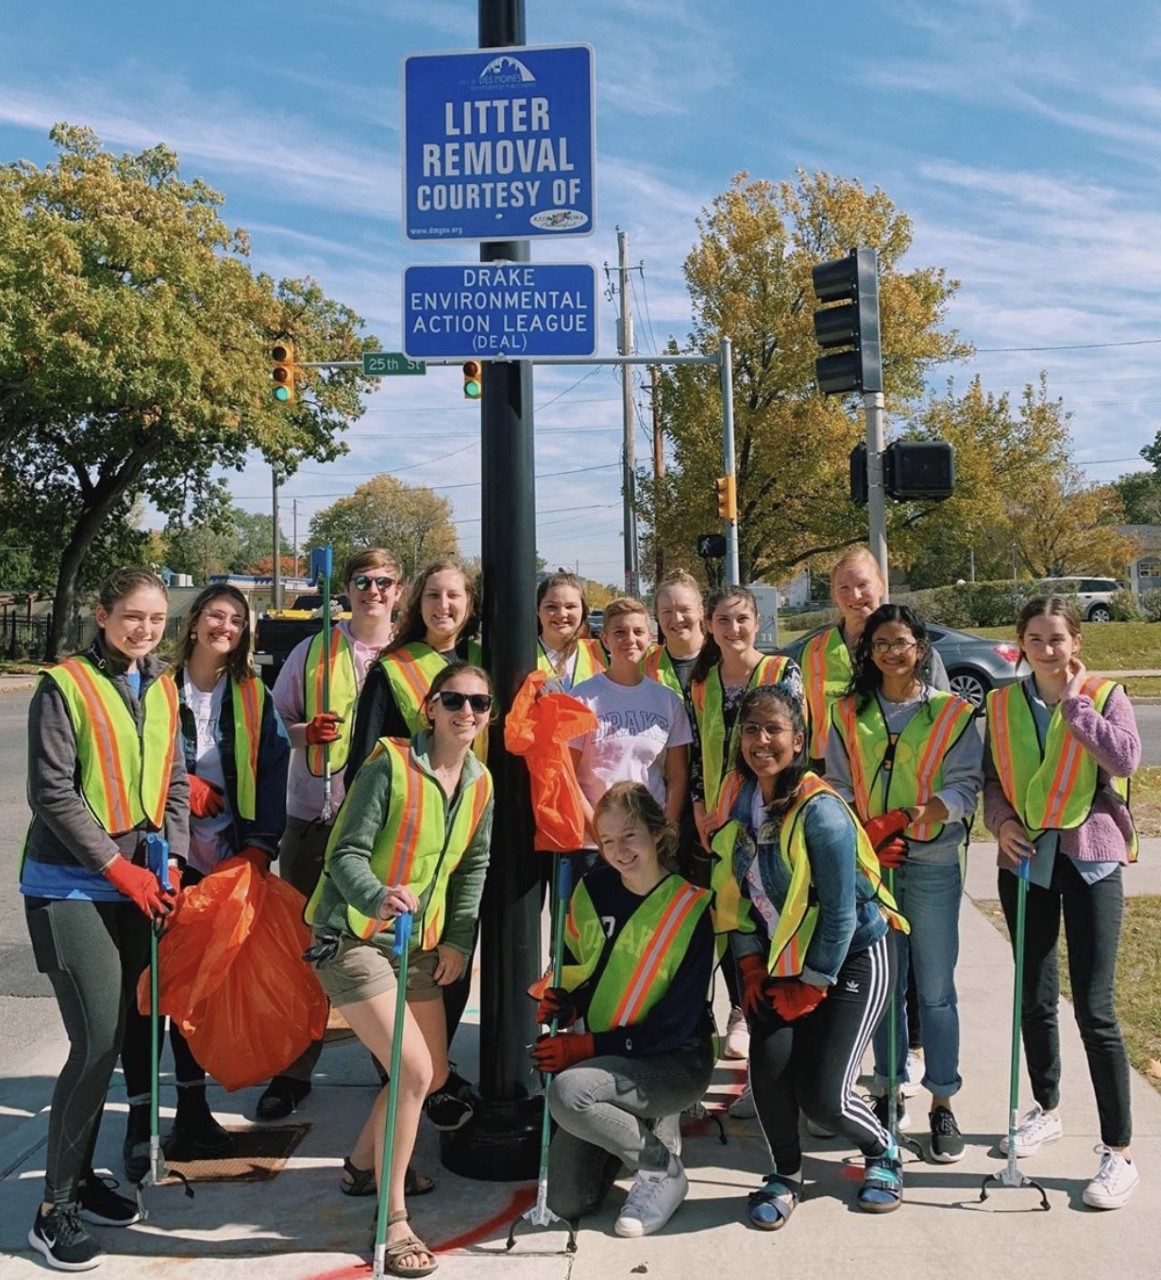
[312,933,443,1008]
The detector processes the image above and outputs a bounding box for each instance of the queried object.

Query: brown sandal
[341,1158,435,1198]
[378,1210,438,1278]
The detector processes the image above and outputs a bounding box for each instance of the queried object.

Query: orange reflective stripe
[1041,730,1087,829]
[239,676,261,781]
[145,676,179,828]
[803,633,828,755]
[67,659,133,832]
[772,934,800,978]
[609,885,703,1026]
[989,686,1018,810]
[909,697,970,840]
[835,697,870,820]
[389,650,432,709]
[305,629,343,775]
[383,755,423,886]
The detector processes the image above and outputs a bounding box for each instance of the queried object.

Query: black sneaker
[28,1204,104,1271]
[871,1092,910,1133]
[165,1091,233,1161]
[122,1103,151,1186]
[424,1069,475,1131]
[256,1075,311,1121]
[76,1174,140,1226]
[929,1104,966,1163]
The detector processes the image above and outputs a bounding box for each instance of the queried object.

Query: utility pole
[617,228,639,597]
[719,336,741,586]
[271,469,282,609]
[292,498,299,581]
[864,389,888,590]
[651,363,664,585]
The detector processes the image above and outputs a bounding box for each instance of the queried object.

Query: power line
[966,338,1161,354]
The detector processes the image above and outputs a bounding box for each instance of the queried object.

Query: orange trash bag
[137,856,328,1091]
[505,668,597,852]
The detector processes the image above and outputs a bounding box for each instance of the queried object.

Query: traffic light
[810,248,882,396]
[462,360,483,400]
[271,341,295,404]
[714,474,737,520]
[884,441,955,501]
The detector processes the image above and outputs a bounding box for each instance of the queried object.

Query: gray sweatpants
[546,1039,715,1221]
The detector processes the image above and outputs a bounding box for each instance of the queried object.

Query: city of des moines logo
[477,55,535,86]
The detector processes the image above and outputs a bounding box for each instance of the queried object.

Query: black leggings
[25,896,151,1205]
[749,934,895,1176]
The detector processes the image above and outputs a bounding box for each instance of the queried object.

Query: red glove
[769,978,828,1022]
[863,809,910,851]
[876,838,908,870]
[187,774,224,818]
[236,845,270,874]
[530,1032,595,1074]
[535,986,577,1028]
[103,857,175,920]
[305,712,342,745]
[737,953,770,1019]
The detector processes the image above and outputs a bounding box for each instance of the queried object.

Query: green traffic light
[274,385,291,403]
[464,380,482,400]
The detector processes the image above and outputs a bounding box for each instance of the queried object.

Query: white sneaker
[901,1049,924,1098]
[1082,1146,1140,1210]
[729,1083,757,1119]
[723,1007,750,1060]
[652,1113,682,1158]
[999,1105,1063,1157]
[615,1156,689,1237]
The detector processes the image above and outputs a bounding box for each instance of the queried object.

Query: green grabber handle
[1006,854,1031,1182]
[318,546,335,822]
[886,865,899,1140]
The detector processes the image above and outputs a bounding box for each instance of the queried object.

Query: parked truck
[252,593,351,688]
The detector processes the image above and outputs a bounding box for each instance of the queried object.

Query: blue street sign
[402,263,599,359]
[403,44,595,242]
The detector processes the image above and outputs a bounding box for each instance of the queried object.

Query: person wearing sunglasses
[257,547,404,1122]
[826,603,982,1159]
[305,661,495,1272]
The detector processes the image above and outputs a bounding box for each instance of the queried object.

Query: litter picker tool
[309,546,336,822]
[507,854,578,1255]
[136,834,193,1217]
[373,911,415,1280]
[885,867,924,1162]
[980,855,1050,1210]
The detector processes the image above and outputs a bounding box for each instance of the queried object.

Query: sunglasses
[353,574,396,591]
[432,690,494,714]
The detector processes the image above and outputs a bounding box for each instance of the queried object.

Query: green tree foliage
[306,474,458,580]
[1114,470,1161,526]
[640,171,969,584]
[0,125,380,656]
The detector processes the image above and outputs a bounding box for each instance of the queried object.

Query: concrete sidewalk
[2,885,1159,1279]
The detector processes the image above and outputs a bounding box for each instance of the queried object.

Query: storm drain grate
[161,1123,309,1184]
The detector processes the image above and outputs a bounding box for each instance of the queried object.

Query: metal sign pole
[719,337,740,587]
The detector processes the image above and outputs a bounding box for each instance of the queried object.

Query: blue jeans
[872,859,963,1099]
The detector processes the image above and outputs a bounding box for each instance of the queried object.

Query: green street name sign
[363,352,427,376]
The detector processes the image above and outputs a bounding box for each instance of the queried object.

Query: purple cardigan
[984,680,1140,865]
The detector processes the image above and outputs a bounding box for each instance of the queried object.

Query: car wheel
[947,669,989,708]
[1088,604,1112,623]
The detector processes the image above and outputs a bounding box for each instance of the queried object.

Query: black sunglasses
[353,574,396,591]
[432,690,494,714]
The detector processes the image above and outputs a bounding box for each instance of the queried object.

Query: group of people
[20,544,1142,1273]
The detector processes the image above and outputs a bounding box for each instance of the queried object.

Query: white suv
[1034,577,1122,623]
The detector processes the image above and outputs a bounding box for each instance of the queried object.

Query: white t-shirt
[570,673,693,834]
[183,673,232,874]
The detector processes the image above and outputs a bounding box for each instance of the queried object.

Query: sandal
[341,1158,435,1198]
[858,1140,903,1214]
[374,1209,439,1277]
[746,1174,800,1231]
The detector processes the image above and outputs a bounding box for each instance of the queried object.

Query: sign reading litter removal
[402,263,598,359]
[403,44,595,242]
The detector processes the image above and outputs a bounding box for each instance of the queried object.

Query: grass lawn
[975,895,1161,1094]
[969,766,1160,839]
[971,621,1161,672]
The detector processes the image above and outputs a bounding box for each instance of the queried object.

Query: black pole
[439,0,541,1181]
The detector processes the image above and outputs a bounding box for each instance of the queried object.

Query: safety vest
[831,690,976,842]
[307,736,493,951]
[304,628,359,776]
[380,639,487,761]
[229,675,266,822]
[45,657,178,835]
[709,773,907,971]
[558,874,710,1032]
[987,678,1138,860]
[802,625,852,761]
[537,637,607,687]
[690,655,794,811]
[642,645,694,698]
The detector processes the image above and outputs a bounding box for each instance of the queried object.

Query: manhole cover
[161,1123,308,1184]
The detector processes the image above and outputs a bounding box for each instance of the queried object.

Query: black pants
[998,857,1132,1147]
[25,897,151,1205]
[749,934,895,1176]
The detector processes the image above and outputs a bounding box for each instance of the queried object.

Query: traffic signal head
[462,360,483,400]
[272,341,295,404]
[810,249,882,396]
[714,474,737,520]
[884,440,956,501]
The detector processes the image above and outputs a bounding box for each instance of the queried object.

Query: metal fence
[0,612,188,662]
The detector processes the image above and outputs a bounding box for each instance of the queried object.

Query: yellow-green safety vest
[830,690,976,842]
[229,675,267,822]
[641,644,693,698]
[802,625,852,762]
[690,654,795,811]
[380,640,487,761]
[306,736,493,951]
[45,656,178,835]
[304,628,359,776]
[987,677,1138,860]
[537,637,608,686]
[709,772,908,971]
[556,874,710,1032]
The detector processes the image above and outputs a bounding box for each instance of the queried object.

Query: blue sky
[3,0,1160,584]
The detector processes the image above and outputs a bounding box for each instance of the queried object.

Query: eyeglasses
[203,611,245,628]
[353,574,396,591]
[432,690,494,714]
[871,638,918,655]
[740,721,795,739]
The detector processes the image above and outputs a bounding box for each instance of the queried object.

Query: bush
[1108,590,1144,622]
[895,580,1028,629]
[1139,590,1161,623]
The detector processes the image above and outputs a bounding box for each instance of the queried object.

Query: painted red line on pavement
[301,1187,539,1280]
